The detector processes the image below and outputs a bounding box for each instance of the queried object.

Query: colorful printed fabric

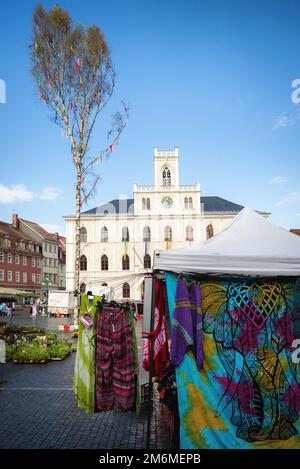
[142,278,169,377]
[166,273,300,449]
[73,293,101,414]
[96,306,136,412]
[170,277,203,369]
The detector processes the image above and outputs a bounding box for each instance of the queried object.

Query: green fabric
[73,293,101,414]
[125,307,141,415]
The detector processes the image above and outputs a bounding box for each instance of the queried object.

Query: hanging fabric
[170,276,203,370]
[166,273,300,449]
[73,293,101,414]
[95,305,136,412]
[142,278,169,377]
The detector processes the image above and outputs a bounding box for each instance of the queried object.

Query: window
[101,226,108,242]
[50,244,53,253]
[6,239,11,248]
[186,226,194,241]
[49,258,53,267]
[45,243,48,252]
[144,254,151,269]
[147,198,151,210]
[121,226,129,242]
[143,226,151,242]
[0,252,4,262]
[80,255,87,271]
[37,274,41,284]
[22,256,27,266]
[164,226,172,241]
[80,283,86,293]
[162,167,171,186]
[8,271,12,282]
[123,282,130,298]
[7,253,12,264]
[206,224,214,240]
[37,259,41,268]
[101,255,109,271]
[32,257,36,267]
[122,255,130,270]
[142,197,146,210]
[23,272,27,283]
[16,272,20,283]
[60,280,63,286]
[32,273,36,284]
[80,227,87,243]
[101,283,108,287]
[36,245,39,253]
[0,270,4,281]
[184,197,193,209]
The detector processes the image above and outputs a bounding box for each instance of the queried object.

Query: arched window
[206,224,214,239]
[80,255,87,271]
[164,226,172,241]
[147,198,151,210]
[122,226,129,242]
[186,225,194,241]
[80,283,86,293]
[144,254,151,269]
[123,282,130,298]
[101,283,108,287]
[101,226,108,242]
[189,197,193,208]
[80,227,87,243]
[184,197,188,209]
[162,167,171,186]
[143,226,151,242]
[101,255,108,271]
[142,198,146,210]
[122,254,130,270]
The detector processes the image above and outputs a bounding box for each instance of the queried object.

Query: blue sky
[0,0,300,234]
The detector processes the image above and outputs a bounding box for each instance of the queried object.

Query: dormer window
[162,167,171,186]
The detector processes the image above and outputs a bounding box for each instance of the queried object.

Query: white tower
[153,145,179,188]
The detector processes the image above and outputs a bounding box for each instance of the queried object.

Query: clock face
[162,196,173,209]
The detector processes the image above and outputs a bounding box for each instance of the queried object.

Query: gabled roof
[81,196,245,215]
[20,218,59,242]
[0,220,35,242]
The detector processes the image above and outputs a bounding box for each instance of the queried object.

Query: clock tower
[133,146,201,216]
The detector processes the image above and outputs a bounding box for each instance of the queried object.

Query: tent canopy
[154,207,300,277]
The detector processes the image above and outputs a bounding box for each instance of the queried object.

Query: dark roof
[200,196,244,213]
[82,196,244,215]
[82,199,135,215]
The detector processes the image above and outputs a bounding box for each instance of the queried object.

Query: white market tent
[154,207,300,277]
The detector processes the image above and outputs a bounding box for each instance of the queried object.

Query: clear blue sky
[0,0,300,233]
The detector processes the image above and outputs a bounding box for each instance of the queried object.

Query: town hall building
[65,146,268,300]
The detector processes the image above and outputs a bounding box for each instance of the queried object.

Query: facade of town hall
[65,147,267,301]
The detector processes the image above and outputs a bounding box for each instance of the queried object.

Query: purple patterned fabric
[170,277,203,369]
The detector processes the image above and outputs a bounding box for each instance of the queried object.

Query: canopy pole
[146,275,156,449]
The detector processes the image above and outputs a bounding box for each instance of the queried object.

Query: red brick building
[0,219,43,295]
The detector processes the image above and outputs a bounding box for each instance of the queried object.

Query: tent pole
[146,275,156,449]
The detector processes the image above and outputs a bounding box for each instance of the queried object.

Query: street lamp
[42,277,52,317]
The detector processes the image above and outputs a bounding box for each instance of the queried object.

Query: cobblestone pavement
[0,316,171,449]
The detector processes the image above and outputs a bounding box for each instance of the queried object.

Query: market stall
[149,207,300,449]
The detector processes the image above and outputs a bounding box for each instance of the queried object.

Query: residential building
[14,215,60,290]
[65,146,269,300]
[0,219,42,294]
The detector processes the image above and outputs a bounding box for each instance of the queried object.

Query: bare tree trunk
[74,164,82,326]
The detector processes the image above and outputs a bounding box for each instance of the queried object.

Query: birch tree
[30,5,128,324]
